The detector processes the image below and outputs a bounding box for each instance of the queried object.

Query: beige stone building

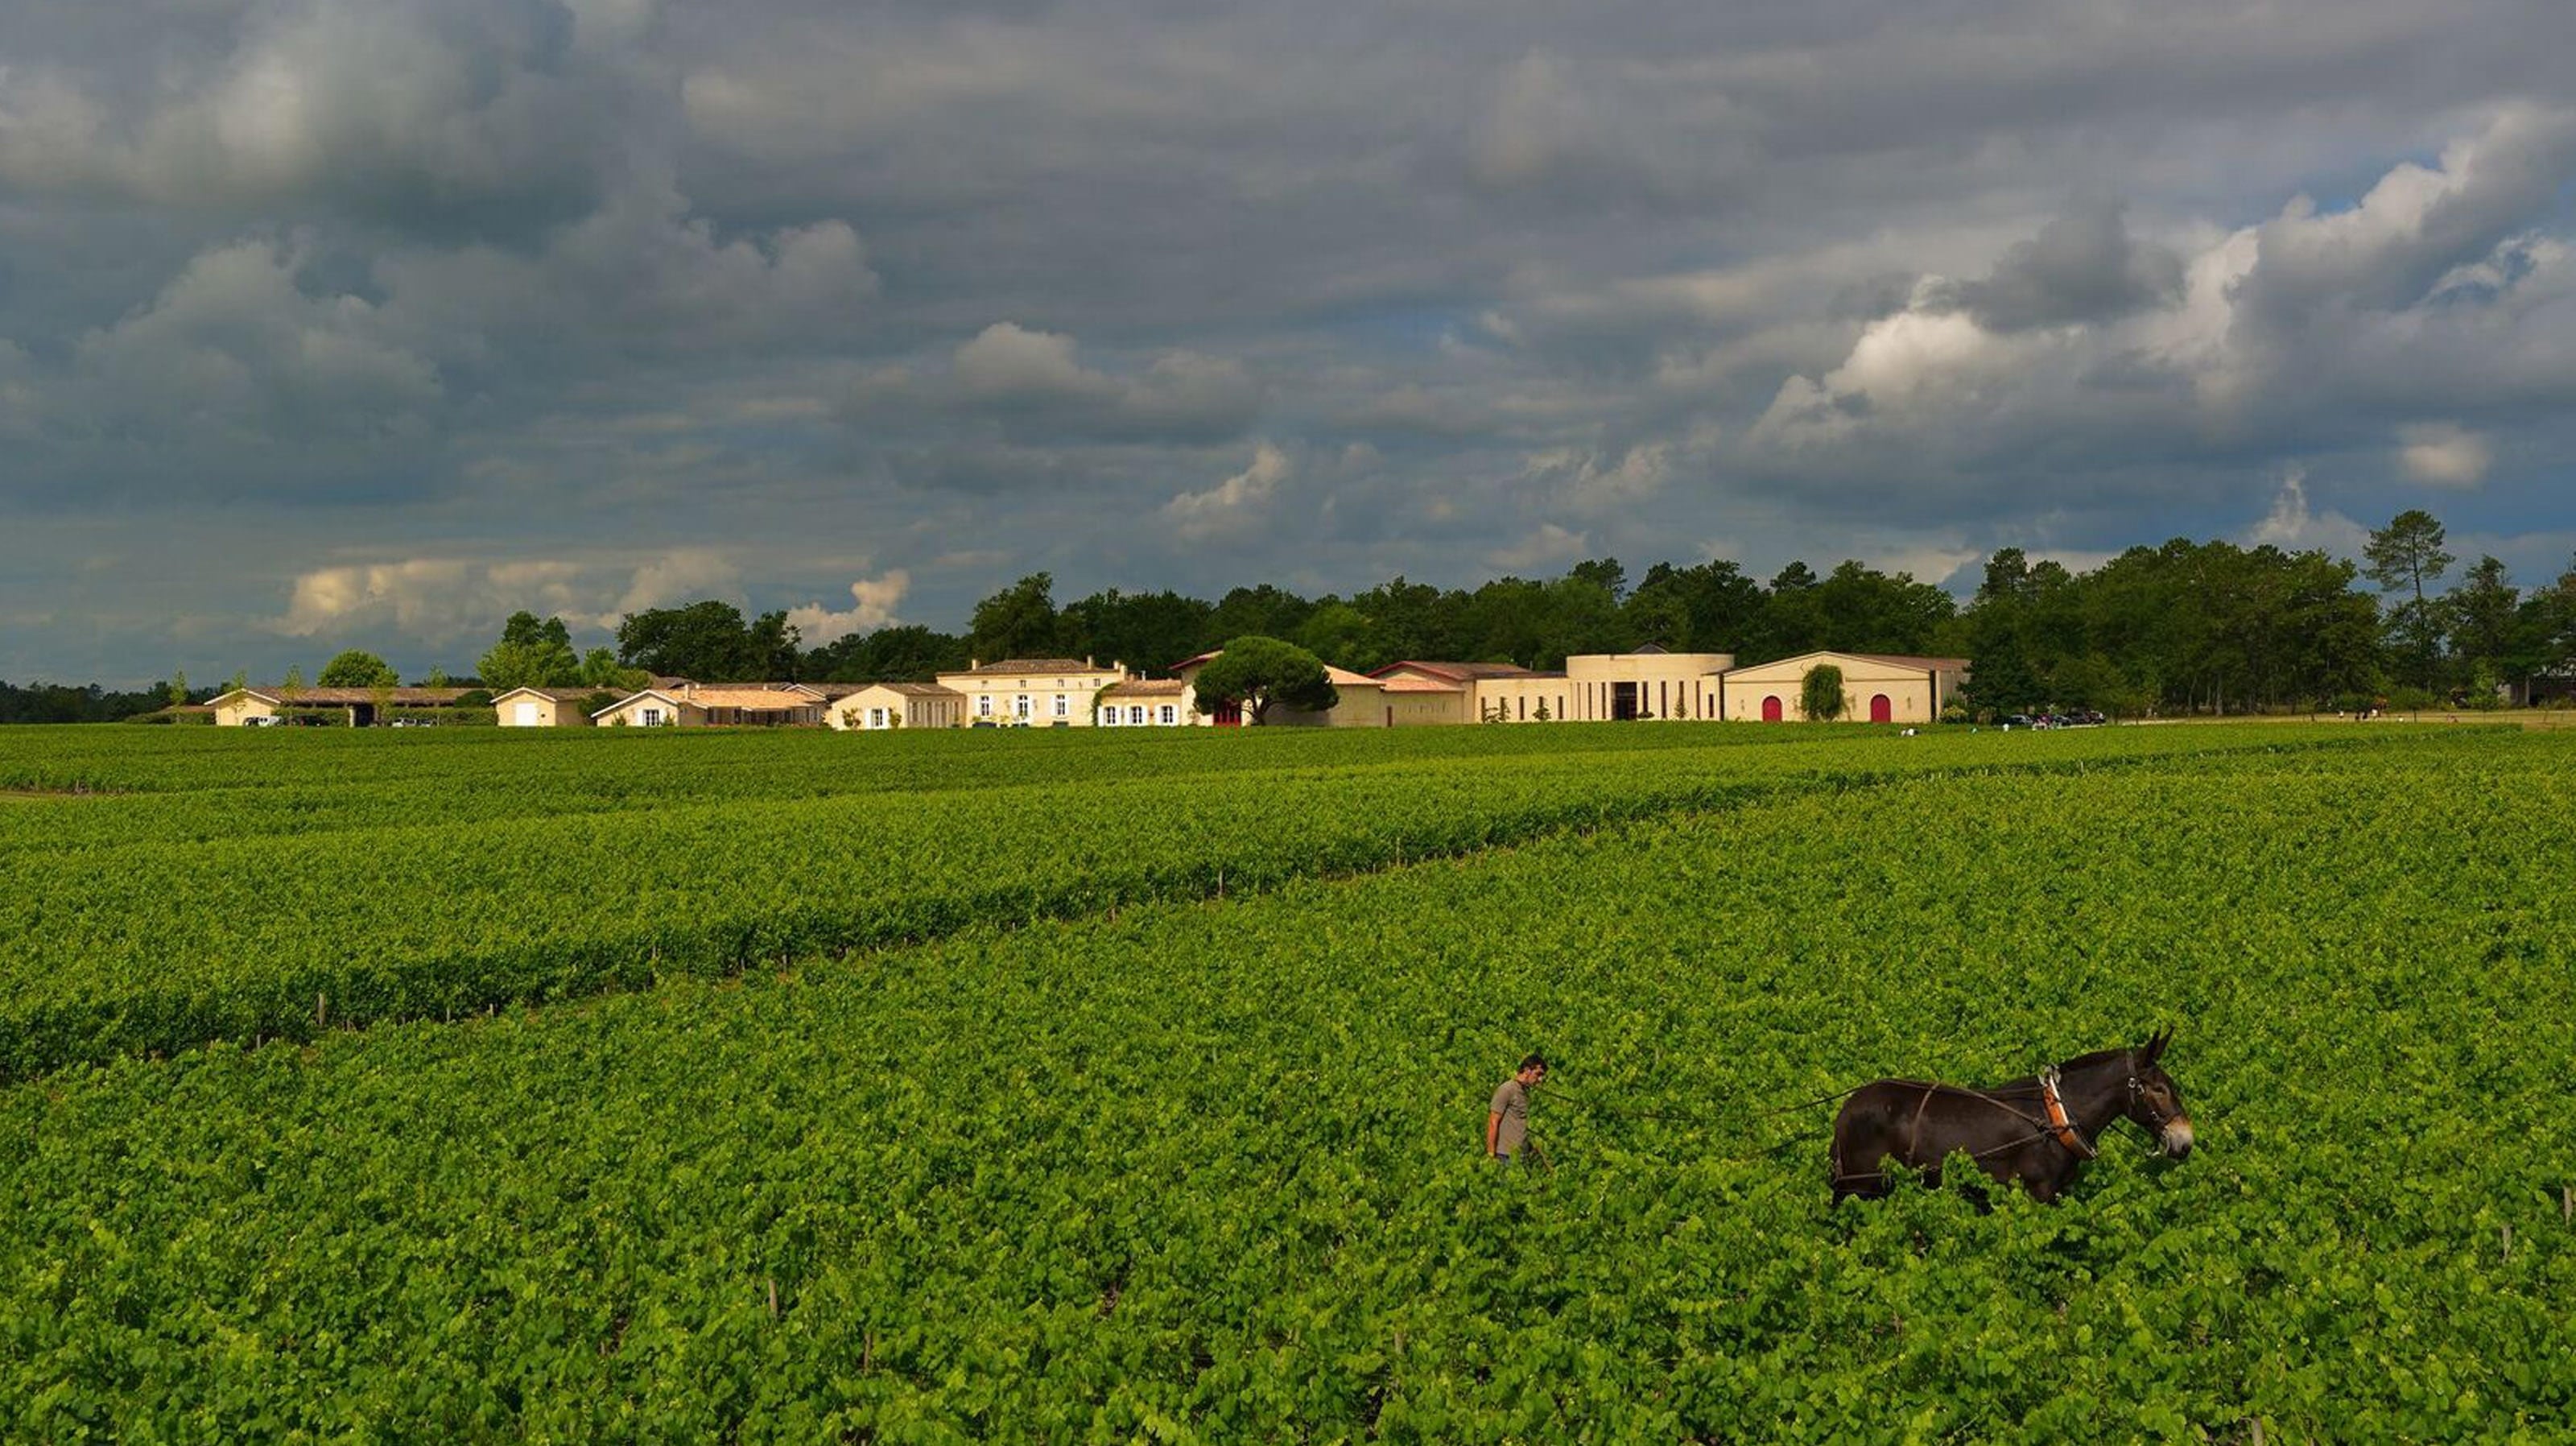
[211,685,472,726]
[1096,677,1191,727]
[1368,649,1737,724]
[934,658,1130,726]
[592,684,825,727]
[1719,651,1970,723]
[827,682,966,730]
[1564,648,1734,721]
[1164,647,1761,727]
[493,687,600,727]
[1368,662,1525,725]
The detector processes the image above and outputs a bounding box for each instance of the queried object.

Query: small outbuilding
[1096,677,1191,726]
[827,682,966,730]
[493,687,602,727]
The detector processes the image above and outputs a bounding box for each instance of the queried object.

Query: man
[1487,1054,1546,1163]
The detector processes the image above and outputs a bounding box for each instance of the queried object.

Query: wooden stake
[2501,1224,2512,1262]
[316,992,327,1028]
[767,1278,779,1318]
[2562,1185,2571,1224]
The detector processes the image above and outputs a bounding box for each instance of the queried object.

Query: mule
[1829,1030,2194,1204]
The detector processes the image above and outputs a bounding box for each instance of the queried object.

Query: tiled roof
[679,688,819,710]
[491,687,595,702]
[1371,660,1543,682]
[1174,652,1381,688]
[860,682,964,697]
[952,659,1105,675]
[1103,678,1187,697]
[1726,651,1971,674]
[229,687,473,705]
[1377,676,1465,694]
[1839,653,1973,670]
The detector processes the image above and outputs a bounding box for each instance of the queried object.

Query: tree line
[23,506,2569,723]
[582,509,2576,716]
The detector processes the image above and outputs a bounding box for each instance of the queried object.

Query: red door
[1869,693,1893,723]
[1761,695,1782,722]
[1213,700,1242,727]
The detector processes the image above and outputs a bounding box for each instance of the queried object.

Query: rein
[1543,1081,1869,1128]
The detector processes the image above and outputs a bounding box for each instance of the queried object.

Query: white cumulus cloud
[2248,468,2371,556]
[2396,422,2493,488]
[1162,443,1292,543]
[786,570,910,645]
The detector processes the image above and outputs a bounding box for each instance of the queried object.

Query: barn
[1719,652,1970,723]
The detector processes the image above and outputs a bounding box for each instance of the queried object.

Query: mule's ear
[2141,1027,2171,1063]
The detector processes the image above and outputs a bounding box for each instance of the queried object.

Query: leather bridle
[2126,1072,2180,1134]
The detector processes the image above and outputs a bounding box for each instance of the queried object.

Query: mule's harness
[1903,1065,2103,1165]
[2036,1066,2099,1160]
[1968,1062,2177,1163]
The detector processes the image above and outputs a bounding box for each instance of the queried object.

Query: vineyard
[1,724,2568,1440]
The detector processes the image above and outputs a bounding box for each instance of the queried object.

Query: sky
[3,0,2574,684]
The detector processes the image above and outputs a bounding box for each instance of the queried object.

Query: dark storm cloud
[2,0,2576,683]
[0,0,638,242]
[1922,204,2184,333]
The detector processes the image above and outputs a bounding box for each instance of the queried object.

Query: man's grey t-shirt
[1490,1079,1530,1156]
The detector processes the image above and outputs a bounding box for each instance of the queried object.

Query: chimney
[1085,655,1094,667]
[969,658,980,671]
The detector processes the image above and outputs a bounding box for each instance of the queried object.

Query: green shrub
[1800,663,1847,722]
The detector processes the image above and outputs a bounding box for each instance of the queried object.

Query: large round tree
[316,651,399,688]
[1189,637,1338,724]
